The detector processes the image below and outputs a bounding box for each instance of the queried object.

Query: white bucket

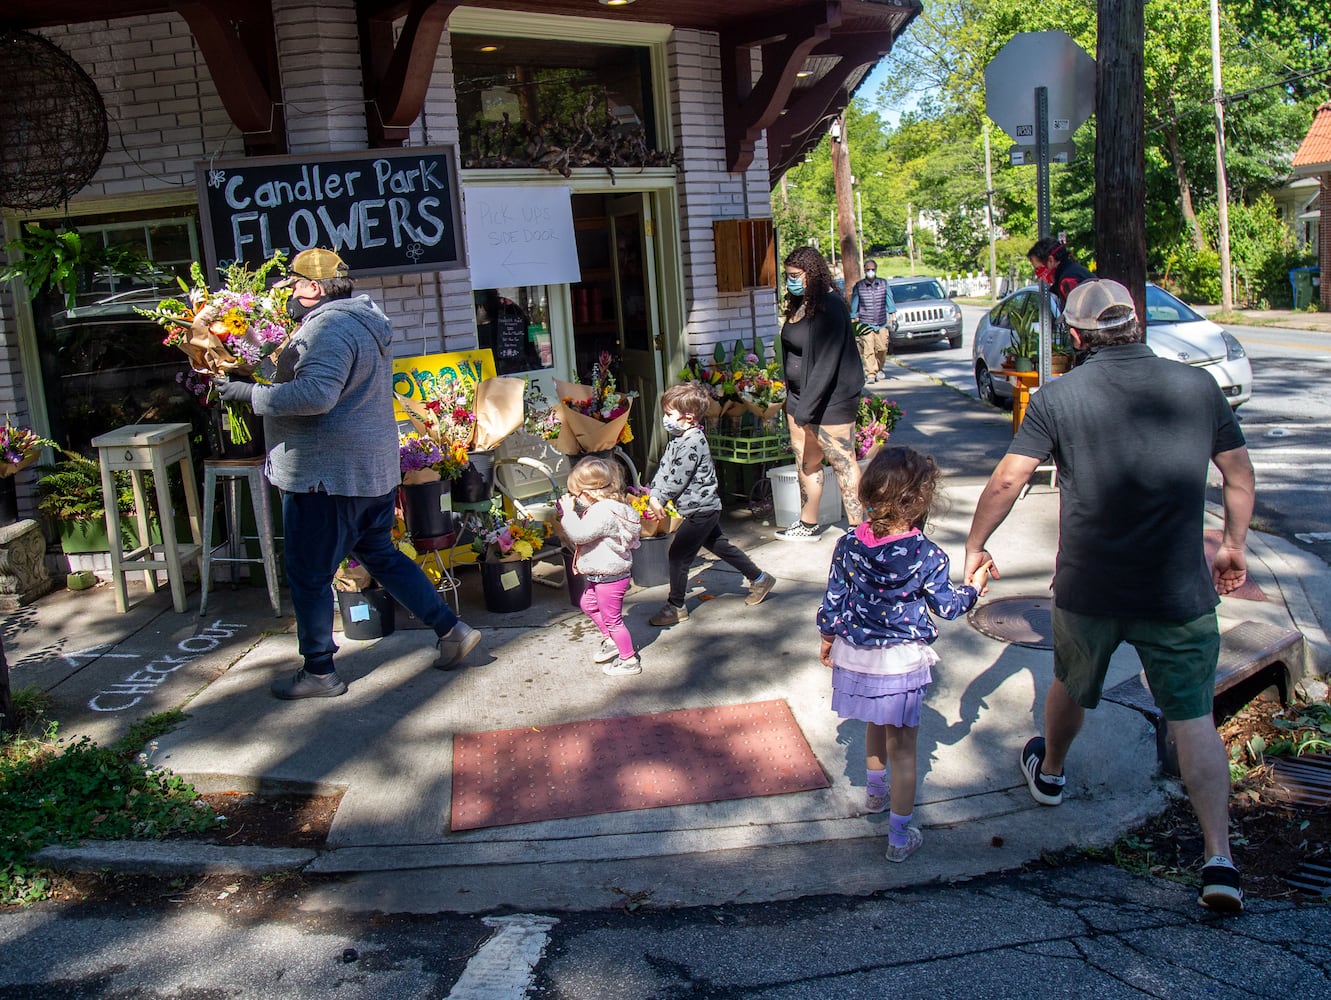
[767,464,843,528]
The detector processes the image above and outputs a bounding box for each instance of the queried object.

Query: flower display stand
[706,424,791,505]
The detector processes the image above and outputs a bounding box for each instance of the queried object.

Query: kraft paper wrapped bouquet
[396,374,526,483]
[554,352,636,455]
[627,487,681,538]
[0,419,56,478]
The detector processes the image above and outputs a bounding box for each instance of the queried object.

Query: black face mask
[287,296,316,321]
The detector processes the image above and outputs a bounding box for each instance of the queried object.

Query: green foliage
[0,224,152,310]
[34,453,143,521]
[0,714,219,906]
[1162,243,1222,304]
[6,686,55,735]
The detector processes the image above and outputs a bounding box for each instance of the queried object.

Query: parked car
[971,283,1252,409]
[886,276,964,350]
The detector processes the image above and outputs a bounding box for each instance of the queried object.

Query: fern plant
[0,224,152,310]
[34,453,141,521]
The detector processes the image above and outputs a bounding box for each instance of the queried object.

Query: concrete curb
[34,842,318,875]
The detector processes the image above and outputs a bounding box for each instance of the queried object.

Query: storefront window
[475,285,555,376]
[452,35,657,168]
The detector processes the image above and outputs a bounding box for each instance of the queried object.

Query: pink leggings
[579,576,635,659]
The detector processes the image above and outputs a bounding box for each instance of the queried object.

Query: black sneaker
[271,668,346,700]
[1198,857,1244,912]
[1020,736,1066,806]
[775,521,823,541]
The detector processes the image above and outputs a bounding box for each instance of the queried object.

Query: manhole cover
[969,595,1053,649]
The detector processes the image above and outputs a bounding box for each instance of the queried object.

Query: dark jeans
[284,489,459,671]
[667,509,762,607]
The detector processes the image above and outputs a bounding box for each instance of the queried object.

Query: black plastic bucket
[480,558,533,613]
[631,534,671,588]
[562,547,588,608]
[337,588,396,639]
[451,449,496,503]
[399,480,454,539]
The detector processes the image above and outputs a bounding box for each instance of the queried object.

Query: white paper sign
[464,185,581,289]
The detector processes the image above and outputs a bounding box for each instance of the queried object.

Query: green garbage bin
[1290,266,1317,309]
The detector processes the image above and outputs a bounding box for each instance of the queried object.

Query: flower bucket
[562,547,588,608]
[208,407,265,460]
[0,475,17,527]
[451,449,496,504]
[630,533,671,588]
[399,480,454,539]
[480,558,533,613]
[337,587,396,640]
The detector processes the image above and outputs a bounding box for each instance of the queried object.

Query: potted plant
[1004,308,1039,373]
[0,223,153,310]
[0,419,56,526]
[469,502,551,613]
[34,453,150,554]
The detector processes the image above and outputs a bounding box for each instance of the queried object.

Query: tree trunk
[831,113,861,298]
[0,637,14,736]
[1095,0,1148,324]
[1164,116,1205,250]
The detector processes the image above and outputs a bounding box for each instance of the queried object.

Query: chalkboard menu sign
[195,145,465,280]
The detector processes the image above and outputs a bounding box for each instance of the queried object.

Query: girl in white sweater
[559,456,643,675]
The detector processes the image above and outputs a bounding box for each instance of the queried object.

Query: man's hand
[1212,544,1248,595]
[217,379,254,403]
[964,550,998,594]
[819,635,834,668]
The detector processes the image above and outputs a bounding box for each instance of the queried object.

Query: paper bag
[553,379,632,455]
[334,563,374,592]
[472,376,526,451]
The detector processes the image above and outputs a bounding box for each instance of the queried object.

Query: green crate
[707,431,791,464]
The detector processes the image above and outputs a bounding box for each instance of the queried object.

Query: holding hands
[965,549,998,594]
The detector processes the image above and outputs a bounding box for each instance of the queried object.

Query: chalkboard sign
[195,145,466,280]
[495,303,528,362]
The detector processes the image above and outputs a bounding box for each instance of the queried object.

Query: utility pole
[855,187,865,274]
[906,202,916,276]
[831,112,861,295]
[983,123,998,302]
[1210,0,1234,312]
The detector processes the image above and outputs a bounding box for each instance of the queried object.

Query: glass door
[608,193,663,473]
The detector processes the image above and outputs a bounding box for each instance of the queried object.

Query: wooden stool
[200,457,281,617]
[91,423,203,614]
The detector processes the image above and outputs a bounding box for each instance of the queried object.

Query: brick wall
[668,30,780,364]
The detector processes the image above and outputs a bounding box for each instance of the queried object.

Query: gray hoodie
[250,294,400,497]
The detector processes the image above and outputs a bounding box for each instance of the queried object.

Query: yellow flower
[222,308,248,339]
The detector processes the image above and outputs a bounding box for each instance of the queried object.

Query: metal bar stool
[412,530,461,611]
[91,423,203,614]
[200,457,282,617]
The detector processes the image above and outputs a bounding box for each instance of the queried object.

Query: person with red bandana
[1027,236,1094,311]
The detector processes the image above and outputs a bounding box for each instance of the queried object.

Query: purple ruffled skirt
[831,663,932,727]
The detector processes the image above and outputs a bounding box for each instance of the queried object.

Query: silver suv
[887,276,964,350]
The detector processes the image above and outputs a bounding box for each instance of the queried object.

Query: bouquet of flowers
[522,381,562,441]
[0,418,56,478]
[736,368,786,422]
[399,431,470,485]
[470,503,552,562]
[855,395,904,462]
[137,253,296,445]
[627,486,681,538]
[334,557,374,593]
[554,352,636,455]
[397,375,526,465]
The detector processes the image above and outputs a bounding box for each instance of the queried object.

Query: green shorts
[1051,605,1220,721]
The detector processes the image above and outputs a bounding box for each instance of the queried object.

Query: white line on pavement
[446,914,559,1000]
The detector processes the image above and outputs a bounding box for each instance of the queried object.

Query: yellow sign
[391,348,496,419]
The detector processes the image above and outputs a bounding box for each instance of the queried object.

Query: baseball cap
[1062,279,1136,331]
[275,248,349,287]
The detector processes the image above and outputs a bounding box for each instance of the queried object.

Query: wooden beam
[171,0,286,154]
[721,1,841,174]
[359,0,457,148]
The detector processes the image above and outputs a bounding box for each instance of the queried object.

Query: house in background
[1292,99,1331,311]
[0,0,919,524]
[1272,176,1320,258]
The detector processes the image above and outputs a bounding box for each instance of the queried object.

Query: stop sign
[985,31,1095,143]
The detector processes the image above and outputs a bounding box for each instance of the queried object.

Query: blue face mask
[786,276,805,296]
[662,415,690,437]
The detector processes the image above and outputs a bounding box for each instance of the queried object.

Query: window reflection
[475,285,554,375]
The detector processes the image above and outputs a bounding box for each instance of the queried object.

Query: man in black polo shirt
[964,279,1255,912]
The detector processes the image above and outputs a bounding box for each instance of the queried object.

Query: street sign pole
[1036,86,1052,385]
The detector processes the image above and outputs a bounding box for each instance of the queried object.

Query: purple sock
[888,811,912,848]
[866,768,887,796]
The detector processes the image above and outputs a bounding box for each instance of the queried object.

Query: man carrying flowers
[210,248,482,699]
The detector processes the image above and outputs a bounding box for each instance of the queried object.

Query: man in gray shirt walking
[217,248,481,699]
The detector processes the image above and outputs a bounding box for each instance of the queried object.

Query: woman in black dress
[777,246,865,540]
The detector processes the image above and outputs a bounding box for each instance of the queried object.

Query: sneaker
[271,668,346,700]
[602,655,642,676]
[593,638,620,664]
[885,826,924,863]
[1198,857,1244,912]
[1020,736,1066,806]
[775,521,823,541]
[648,602,689,627]
[865,790,889,814]
[745,571,776,606]
[435,621,481,669]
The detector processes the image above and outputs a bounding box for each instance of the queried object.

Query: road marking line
[447,914,559,999]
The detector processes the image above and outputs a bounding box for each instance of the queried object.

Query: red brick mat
[450,699,830,831]
[1204,530,1266,602]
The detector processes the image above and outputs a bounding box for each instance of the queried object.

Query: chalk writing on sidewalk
[88,620,247,713]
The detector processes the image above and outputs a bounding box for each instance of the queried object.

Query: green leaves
[0,223,151,310]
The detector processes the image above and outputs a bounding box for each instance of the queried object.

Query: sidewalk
[10,363,1329,915]
[1194,302,1331,333]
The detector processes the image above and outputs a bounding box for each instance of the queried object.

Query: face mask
[287,296,316,321]
[662,415,690,436]
[865,270,876,279]
[1034,265,1055,286]
[786,276,805,296]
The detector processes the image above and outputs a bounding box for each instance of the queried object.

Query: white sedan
[971,283,1252,408]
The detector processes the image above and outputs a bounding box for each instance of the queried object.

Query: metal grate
[968,595,1054,649]
[1267,753,1331,808]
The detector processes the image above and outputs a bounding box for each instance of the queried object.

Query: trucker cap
[1062,279,1136,331]
[275,248,349,287]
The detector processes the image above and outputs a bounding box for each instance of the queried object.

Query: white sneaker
[593,638,619,664]
[602,655,642,676]
[775,521,823,541]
